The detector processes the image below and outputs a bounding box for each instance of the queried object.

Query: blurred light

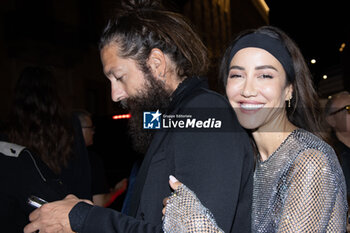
[112,113,131,120]
[339,43,346,52]
[323,75,328,80]
[328,96,332,99]
[311,59,316,64]
[256,0,269,13]
[252,0,269,24]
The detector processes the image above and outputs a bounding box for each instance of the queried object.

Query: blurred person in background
[0,66,92,232]
[74,109,127,207]
[326,91,350,187]
[325,91,350,231]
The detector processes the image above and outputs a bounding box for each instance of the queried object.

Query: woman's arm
[278,149,346,232]
[163,176,224,233]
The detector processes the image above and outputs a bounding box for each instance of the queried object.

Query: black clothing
[89,150,109,195]
[0,116,91,233]
[121,158,142,214]
[335,140,350,196]
[69,77,254,233]
[0,144,91,232]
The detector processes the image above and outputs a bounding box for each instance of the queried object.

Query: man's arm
[73,203,163,233]
[172,130,252,232]
[171,94,254,232]
[24,194,163,233]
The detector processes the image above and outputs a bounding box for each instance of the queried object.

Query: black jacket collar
[167,76,208,114]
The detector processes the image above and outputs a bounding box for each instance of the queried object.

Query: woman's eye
[229,74,242,78]
[258,74,273,79]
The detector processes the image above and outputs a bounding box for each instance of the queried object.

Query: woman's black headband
[228,32,295,81]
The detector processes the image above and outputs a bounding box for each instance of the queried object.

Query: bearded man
[24,1,254,233]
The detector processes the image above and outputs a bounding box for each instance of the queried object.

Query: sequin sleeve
[163,184,224,233]
[278,148,347,232]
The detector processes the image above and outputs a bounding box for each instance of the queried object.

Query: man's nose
[111,82,127,102]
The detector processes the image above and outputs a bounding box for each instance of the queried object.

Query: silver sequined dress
[252,128,347,232]
[163,129,348,233]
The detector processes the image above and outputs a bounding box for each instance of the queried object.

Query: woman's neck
[252,119,297,161]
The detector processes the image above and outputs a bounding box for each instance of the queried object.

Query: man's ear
[147,48,166,80]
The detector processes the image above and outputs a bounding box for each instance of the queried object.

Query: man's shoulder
[0,141,26,158]
[183,87,231,108]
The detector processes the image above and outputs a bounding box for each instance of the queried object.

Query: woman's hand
[162,175,224,233]
[162,175,182,215]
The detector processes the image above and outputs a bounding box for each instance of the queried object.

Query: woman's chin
[237,119,261,131]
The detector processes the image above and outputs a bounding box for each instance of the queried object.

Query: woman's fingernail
[169,175,178,183]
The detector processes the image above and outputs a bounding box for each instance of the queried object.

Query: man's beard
[123,73,171,154]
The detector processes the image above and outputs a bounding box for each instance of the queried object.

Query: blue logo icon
[143,110,162,129]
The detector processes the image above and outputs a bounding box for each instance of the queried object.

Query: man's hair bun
[120,0,164,12]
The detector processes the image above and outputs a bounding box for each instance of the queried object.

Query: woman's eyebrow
[255,65,278,71]
[229,65,245,71]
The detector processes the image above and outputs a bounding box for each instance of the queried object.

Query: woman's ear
[147,48,166,81]
[285,83,293,101]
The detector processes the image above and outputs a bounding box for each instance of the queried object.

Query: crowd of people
[0,0,349,232]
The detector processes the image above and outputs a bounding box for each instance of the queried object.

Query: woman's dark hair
[99,0,208,80]
[219,26,329,142]
[7,66,74,174]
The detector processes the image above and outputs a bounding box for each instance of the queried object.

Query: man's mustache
[120,99,128,109]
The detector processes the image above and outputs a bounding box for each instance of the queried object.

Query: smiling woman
[226,47,292,132]
[225,27,347,233]
[163,26,348,233]
[220,27,325,136]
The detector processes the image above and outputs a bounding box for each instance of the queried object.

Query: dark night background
[0,0,348,209]
[267,0,349,96]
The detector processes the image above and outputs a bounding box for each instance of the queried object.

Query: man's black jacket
[70,77,254,233]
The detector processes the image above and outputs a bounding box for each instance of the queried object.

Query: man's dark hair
[99,0,208,80]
